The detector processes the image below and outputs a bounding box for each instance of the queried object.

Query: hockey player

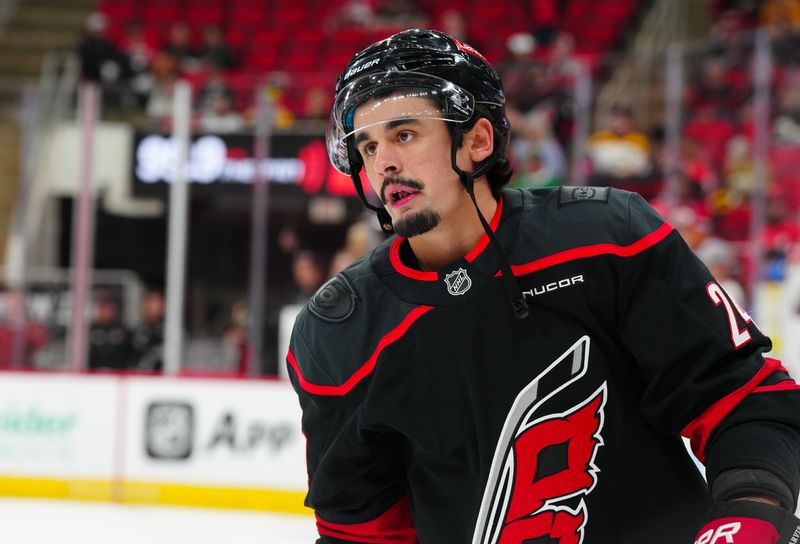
[287,29,800,543]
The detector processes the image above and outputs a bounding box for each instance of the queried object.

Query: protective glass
[327,71,498,175]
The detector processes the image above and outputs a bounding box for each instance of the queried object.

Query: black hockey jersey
[287,187,800,543]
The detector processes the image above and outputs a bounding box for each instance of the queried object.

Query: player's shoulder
[288,246,418,391]
[291,252,374,340]
[504,185,667,249]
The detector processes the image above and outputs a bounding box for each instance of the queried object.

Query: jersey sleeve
[286,306,418,544]
[617,192,800,506]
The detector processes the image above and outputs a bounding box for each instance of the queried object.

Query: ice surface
[0,498,318,544]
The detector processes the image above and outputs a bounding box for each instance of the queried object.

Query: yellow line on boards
[0,476,312,515]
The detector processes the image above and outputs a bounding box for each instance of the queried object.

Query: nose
[373,142,400,177]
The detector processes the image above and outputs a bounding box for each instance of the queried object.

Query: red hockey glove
[693,501,800,544]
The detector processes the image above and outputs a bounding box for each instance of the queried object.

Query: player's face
[352,95,468,238]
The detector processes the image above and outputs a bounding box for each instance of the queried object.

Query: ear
[465,118,494,164]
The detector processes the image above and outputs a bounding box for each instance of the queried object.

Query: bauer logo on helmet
[343,58,382,81]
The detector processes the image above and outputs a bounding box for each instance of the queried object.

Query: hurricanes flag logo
[472,336,607,544]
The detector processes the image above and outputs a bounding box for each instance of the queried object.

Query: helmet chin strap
[450,126,530,320]
[350,168,394,233]
[346,138,394,233]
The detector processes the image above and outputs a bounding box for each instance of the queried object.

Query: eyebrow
[354,118,422,146]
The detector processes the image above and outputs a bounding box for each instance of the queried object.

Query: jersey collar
[389,195,505,281]
[372,191,523,308]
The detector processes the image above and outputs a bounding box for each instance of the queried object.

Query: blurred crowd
[5,0,787,375]
[0,216,383,375]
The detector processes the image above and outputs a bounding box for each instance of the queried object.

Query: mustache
[380,177,424,205]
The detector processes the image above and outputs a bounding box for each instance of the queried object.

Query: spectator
[324,0,376,31]
[509,110,566,188]
[497,33,548,114]
[277,225,301,255]
[762,187,800,280]
[77,12,132,109]
[374,0,428,28]
[145,52,180,120]
[686,56,747,121]
[760,0,800,31]
[652,173,706,215]
[78,12,125,82]
[782,245,800,375]
[329,220,380,277]
[197,63,235,114]
[277,250,327,378]
[682,104,736,167]
[199,93,246,133]
[88,293,134,371]
[671,203,713,252]
[763,9,800,66]
[436,9,479,48]
[722,133,754,196]
[705,8,751,70]
[221,299,250,374]
[773,66,800,145]
[288,250,325,304]
[161,21,201,73]
[586,103,653,182]
[545,31,582,87]
[117,20,157,107]
[678,135,720,195]
[301,86,331,122]
[695,237,747,304]
[0,290,48,369]
[529,0,560,46]
[710,131,753,244]
[509,142,560,188]
[131,290,165,371]
[198,25,236,70]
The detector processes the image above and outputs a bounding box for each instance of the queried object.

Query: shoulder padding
[308,274,357,323]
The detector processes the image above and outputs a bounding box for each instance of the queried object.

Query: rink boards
[0,372,310,514]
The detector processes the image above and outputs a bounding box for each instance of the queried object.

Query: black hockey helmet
[326,29,511,225]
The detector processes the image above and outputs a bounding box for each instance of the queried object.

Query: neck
[407,182,498,271]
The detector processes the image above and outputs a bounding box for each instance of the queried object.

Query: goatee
[393,208,441,237]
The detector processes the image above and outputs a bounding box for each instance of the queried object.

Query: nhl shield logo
[444,268,472,296]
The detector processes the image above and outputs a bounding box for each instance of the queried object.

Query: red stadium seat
[683,118,735,165]
[141,0,182,24]
[229,2,268,27]
[98,1,138,23]
[247,49,281,72]
[280,49,319,72]
[187,6,225,27]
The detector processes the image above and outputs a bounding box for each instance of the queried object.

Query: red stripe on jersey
[503,222,675,277]
[316,496,417,543]
[287,305,434,396]
[753,382,800,393]
[390,196,504,279]
[681,357,781,462]
[390,239,437,280]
